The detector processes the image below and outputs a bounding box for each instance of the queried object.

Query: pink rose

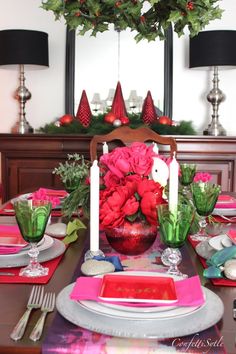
[194,172,212,183]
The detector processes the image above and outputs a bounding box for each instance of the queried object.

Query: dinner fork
[10,285,44,341]
[29,292,56,341]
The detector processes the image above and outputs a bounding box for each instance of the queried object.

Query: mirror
[65,26,173,118]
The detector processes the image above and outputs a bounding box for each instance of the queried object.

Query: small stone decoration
[81,259,115,276]
[223,259,236,280]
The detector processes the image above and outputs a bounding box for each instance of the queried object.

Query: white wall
[0,0,235,135]
[0,0,65,132]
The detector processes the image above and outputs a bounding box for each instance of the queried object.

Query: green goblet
[14,199,52,277]
[158,203,195,278]
[191,182,221,241]
[179,163,196,195]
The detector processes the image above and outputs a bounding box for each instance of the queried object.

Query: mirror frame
[65,26,173,118]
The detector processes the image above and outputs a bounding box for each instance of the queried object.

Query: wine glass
[179,163,196,196]
[191,182,221,241]
[14,199,52,277]
[158,203,195,278]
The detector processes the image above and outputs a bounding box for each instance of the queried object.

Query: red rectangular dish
[98,274,177,303]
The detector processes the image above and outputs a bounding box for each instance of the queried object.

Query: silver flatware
[233,299,236,320]
[29,292,55,341]
[10,285,44,341]
[0,272,15,276]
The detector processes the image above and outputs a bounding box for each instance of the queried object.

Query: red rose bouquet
[99,142,167,228]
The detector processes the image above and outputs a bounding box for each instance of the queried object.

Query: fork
[10,285,44,341]
[29,292,56,341]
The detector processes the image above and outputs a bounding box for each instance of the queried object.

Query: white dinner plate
[56,282,224,339]
[10,193,32,205]
[213,207,236,216]
[0,235,54,257]
[0,237,65,267]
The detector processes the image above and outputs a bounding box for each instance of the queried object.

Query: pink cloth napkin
[70,275,205,307]
[215,194,236,209]
[0,246,25,255]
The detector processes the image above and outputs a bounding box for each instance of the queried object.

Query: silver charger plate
[0,238,66,268]
[56,283,224,339]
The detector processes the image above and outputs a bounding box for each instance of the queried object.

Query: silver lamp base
[203,120,226,136]
[11,120,34,134]
[203,66,226,136]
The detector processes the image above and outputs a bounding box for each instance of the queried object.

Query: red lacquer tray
[99,274,177,303]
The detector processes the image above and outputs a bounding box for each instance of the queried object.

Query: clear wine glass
[158,203,195,278]
[14,199,52,277]
[191,182,221,241]
[179,163,196,196]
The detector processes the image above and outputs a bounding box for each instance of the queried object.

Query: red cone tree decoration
[76,90,92,127]
[141,91,157,125]
[111,81,128,120]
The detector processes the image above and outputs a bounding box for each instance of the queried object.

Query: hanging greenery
[38,113,197,135]
[41,0,223,41]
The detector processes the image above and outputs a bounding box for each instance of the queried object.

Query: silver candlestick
[12,64,34,134]
[204,66,226,136]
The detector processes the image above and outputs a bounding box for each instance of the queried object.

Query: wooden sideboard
[0,133,235,202]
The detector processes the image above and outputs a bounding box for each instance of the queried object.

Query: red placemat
[0,248,67,284]
[188,236,236,286]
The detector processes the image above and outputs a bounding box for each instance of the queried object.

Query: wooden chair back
[90,126,177,161]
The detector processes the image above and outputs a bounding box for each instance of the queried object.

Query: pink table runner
[42,232,226,354]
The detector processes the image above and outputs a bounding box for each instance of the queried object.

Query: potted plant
[53,153,90,193]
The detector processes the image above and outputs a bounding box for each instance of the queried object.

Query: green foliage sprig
[53,153,90,184]
[41,0,223,42]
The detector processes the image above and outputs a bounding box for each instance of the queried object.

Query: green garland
[41,0,223,42]
[38,113,197,135]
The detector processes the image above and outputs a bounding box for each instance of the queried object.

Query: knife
[233,299,236,320]
[0,272,15,276]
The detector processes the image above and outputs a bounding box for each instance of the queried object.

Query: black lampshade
[0,29,49,66]
[189,30,236,68]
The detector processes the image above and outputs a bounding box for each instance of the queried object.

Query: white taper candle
[102,142,109,154]
[90,160,100,252]
[168,152,179,214]
[152,142,159,154]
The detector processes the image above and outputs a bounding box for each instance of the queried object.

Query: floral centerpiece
[61,142,169,254]
[98,142,168,254]
[41,0,223,42]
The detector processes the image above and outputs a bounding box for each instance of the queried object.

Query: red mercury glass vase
[104,221,157,255]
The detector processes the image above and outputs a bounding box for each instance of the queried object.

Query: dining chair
[90,125,177,161]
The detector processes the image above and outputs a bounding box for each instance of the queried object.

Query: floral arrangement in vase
[99,142,168,229]
[98,142,171,255]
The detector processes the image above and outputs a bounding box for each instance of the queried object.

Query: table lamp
[0,29,49,133]
[189,30,236,136]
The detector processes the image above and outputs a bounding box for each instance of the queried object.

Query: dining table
[0,199,236,354]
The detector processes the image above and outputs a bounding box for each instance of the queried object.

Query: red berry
[186,1,194,10]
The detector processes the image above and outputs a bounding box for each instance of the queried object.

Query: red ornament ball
[158,116,172,126]
[104,112,116,124]
[120,116,130,125]
[59,114,74,125]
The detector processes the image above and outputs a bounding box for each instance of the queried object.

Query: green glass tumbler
[158,203,195,277]
[14,199,52,277]
[191,182,221,241]
[179,163,196,196]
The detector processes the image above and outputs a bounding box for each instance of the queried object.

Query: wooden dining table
[0,214,236,354]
